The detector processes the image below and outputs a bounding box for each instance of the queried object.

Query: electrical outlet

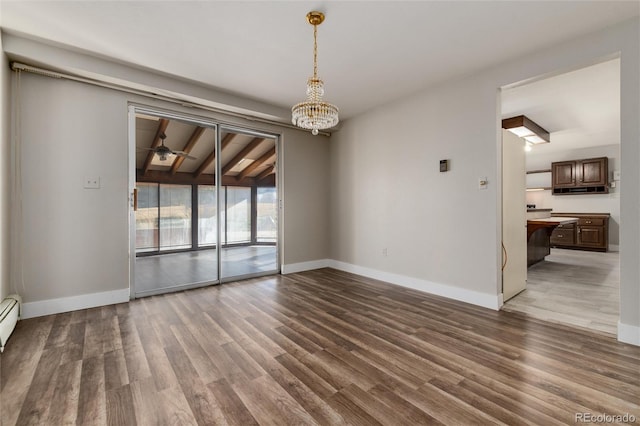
[382,248,388,257]
[84,176,100,189]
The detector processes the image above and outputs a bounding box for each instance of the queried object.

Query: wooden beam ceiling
[193,133,238,178]
[142,118,169,175]
[137,126,276,188]
[221,137,264,176]
[255,165,275,181]
[170,126,206,174]
[236,147,275,181]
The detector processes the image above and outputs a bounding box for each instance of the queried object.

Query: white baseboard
[328,260,502,311]
[618,321,640,346]
[281,259,331,274]
[21,288,130,319]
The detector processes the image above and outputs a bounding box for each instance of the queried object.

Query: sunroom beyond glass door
[132,115,279,297]
[219,128,278,281]
[133,115,218,297]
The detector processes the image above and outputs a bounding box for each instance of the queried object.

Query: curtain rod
[10,62,331,136]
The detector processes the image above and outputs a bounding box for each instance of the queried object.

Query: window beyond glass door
[135,183,159,253]
[135,183,192,253]
[224,187,251,244]
[159,184,192,251]
[198,185,217,247]
[257,187,277,243]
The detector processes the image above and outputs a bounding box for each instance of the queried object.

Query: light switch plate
[84,176,100,189]
[478,177,488,189]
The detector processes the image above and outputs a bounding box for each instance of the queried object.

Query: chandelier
[291,11,339,135]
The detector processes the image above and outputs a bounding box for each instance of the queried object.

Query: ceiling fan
[140,133,197,161]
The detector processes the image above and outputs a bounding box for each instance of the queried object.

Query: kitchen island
[527,216,578,266]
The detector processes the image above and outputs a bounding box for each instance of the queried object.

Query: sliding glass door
[131,110,278,297]
[218,126,278,282]
[132,112,218,297]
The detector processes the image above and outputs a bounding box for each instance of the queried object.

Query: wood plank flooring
[1,268,639,425]
[503,248,619,334]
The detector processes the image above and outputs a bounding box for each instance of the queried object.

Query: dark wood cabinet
[549,223,575,245]
[578,158,607,186]
[552,161,577,188]
[550,213,609,252]
[552,157,608,195]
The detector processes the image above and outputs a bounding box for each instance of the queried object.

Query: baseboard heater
[0,294,22,353]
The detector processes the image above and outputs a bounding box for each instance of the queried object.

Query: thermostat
[440,159,449,172]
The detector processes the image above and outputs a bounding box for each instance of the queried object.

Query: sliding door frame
[217,124,280,284]
[128,105,281,298]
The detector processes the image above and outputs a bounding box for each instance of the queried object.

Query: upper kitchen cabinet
[552,157,608,195]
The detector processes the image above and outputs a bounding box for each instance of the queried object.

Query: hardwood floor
[503,248,619,335]
[2,268,639,425]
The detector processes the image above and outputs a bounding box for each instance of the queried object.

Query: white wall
[0,32,10,299]
[11,70,330,313]
[526,144,620,248]
[331,18,639,343]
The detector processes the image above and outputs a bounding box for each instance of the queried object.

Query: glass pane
[159,184,192,251]
[225,187,251,244]
[220,189,226,245]
[257,187,277,243]
[135,183,158,253]
[198,185,217,247]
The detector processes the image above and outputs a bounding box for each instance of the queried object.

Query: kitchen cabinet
[549,222,576,246]
[552,157,608,195]
[550,213,609,251]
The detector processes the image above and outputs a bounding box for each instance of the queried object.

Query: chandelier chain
[313,24,318,79]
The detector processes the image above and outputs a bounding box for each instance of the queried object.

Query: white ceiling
[1,1,638,121]
[502,58,621,154]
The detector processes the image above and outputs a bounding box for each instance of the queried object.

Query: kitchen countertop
[527,216,578,224]
[526,217,578,240]
[527,208,552,212]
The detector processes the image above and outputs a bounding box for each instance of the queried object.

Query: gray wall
[280,130,330,265]
[331,77,500,298]
[17,74,130,301]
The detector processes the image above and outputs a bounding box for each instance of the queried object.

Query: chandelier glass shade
[291,11,339,135]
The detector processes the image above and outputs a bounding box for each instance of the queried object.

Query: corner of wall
[0,35,11,300]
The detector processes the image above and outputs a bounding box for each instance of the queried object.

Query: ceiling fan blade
[137,147,157,152]
[173,151,197,160]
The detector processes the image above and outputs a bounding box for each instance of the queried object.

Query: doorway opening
[129,108,279,298]
[500,58,621,335]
